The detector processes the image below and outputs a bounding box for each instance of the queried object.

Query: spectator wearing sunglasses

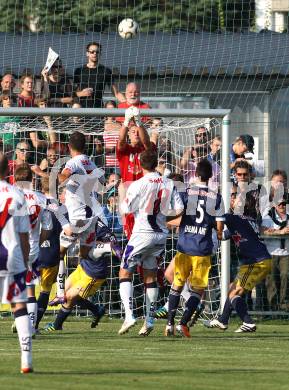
[262,197,289,310]
[8,141,30,184]
[74,42,123,108]
[40,59,73,108]
[31,148,59,179]
[194,126,210,146]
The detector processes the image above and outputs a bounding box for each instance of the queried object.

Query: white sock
[145,284,158,323]
[57,259,66,298]
[164,301,169,311]
[27,298,37,331]
[14,309,32,369]
[181,282,191,303]
[119,280,134,321]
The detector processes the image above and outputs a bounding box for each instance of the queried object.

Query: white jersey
[23,189,52,262]
[64,154,104,223]
[0,180,30,276]
[121,172,184,234]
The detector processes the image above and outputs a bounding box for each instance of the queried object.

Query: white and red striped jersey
[103,130,119,167]
[23,189,52,262]
[63,154,104,223]
[0,180,30,275]
[121,172,183,234]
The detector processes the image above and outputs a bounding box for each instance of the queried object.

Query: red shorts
[123,213,135,239]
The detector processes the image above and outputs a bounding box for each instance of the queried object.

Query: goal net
[0,0,287,319]
[0,112,224,319]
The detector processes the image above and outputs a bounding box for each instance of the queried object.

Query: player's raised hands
[131,106,142,127]
[124,106,135,127]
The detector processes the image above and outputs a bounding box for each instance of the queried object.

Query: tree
[0,0,255,34]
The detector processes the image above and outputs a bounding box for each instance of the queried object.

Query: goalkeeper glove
[124,106,135,127]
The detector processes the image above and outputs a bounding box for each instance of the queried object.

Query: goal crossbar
[0,108,231,118]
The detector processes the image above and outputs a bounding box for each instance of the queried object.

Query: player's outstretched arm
[118,107,135,150]
[131,107,151,149]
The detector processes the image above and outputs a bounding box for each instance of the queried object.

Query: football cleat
[138,320,154,337]
[91,305,106,328]
[153,306,168,319]
[11,321,17,334]
[235,322,257,333]
[21,367,33,374]
[118,318,136,335]
[44,322,62,332]
[48,296,67,306]
[164,324,174,337]
[203,319,228,330]
[176,324,191,338]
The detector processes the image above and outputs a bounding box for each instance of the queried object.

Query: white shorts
[0,271,27,304]
[121,232,166,271]
[60,217,98,249]
[26,259,40,287]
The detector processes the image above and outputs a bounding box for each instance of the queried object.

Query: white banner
[43,47,59,72]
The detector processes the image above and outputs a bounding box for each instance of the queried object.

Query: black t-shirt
[45,76,72,107]
[74,64,114,108]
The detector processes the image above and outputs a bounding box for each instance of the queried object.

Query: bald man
[116,82,151,125]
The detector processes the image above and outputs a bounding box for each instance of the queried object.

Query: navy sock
[77,297,99,316]
[54,306,72,329]
[36,291,50,329]
[167,288,181,326]
[180,292,201,326]
[218,298,233,325]
[231,295,253,324]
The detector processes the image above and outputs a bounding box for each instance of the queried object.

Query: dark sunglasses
[88,50,100,54]
[17,148,29,153]
[230,192,237,197]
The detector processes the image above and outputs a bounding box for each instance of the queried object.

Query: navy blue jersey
[177,185,224,256]
[38,198,62,269]
[80,218,117,279]
[224,213,270,265]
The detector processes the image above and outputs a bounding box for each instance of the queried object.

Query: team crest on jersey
[232,232,248,247]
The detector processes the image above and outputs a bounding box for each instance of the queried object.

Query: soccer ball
[118,18,139,39]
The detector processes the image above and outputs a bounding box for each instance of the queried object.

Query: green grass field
[1,316,289,390]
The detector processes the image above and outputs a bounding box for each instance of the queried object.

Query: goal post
[0,107,231,318]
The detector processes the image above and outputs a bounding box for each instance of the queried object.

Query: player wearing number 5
[165,159,224,337]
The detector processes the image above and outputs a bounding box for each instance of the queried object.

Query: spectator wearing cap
[230,134,254,184]
[40,59,73,108]
[230,134,254,169]
[262,196,289,310]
